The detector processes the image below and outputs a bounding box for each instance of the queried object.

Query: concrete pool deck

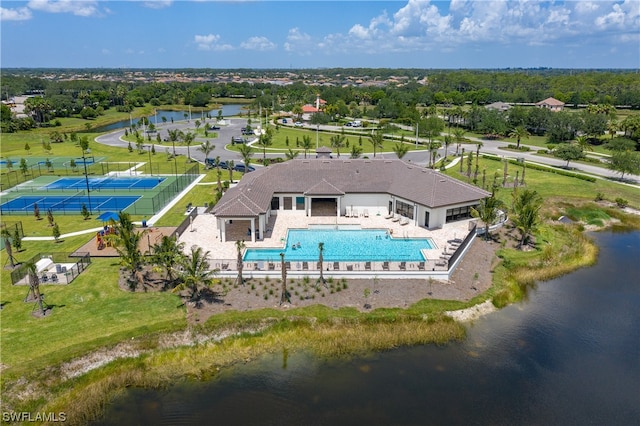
[178,210,477,278]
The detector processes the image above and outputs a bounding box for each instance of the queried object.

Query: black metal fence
[1,163,200,216]
[172,206,199,239]
[10,252,91,285]
[447,221,477,271]
[0,160,137,191]
[0,220,24,248]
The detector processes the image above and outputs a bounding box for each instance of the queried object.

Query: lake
[93,104,245,132]
[95,230,640,425]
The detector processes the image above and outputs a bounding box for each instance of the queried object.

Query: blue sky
[2,0,639,69]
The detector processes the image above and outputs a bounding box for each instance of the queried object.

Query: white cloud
[143,1,173,9]
[304,0,640,57]
[240,36,276,51]
[0,7,33,21]
[27,0,100,17]
[101,48,111,55]
[194,33,232,51]
[284,27,312,52]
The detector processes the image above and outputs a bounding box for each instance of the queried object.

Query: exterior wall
[341,193,389,216]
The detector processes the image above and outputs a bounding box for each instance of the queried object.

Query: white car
[294,121,303,127]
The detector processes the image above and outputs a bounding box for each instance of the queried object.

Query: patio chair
[417,261,425,270]
[333,262,340,270]
[268,263,275,270]
[347,265,353,271]
[399,262,406,270]
[384,212,394,219]
[392,214,400,222]
[51,274,59,283]
[365,261,372,271]
[382,261,390,271]
[345,207,352,217]
[285,262,291,270]
[253,262,261,271]
[363,209,369,218]
[302,262,309,270]
[316,262,322,270]
[222,263,229,270]
[400,217,409,226]
[352,208,359,218]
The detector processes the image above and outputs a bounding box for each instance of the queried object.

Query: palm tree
[26,262,46,316]
[443,135,452,161]
[1,228,16,268]
[175,245,216,303]
[392,142,409,159]
[225,159,234,183]
[316,242,326,287]
[112,211,147,290]
[511,189,542,249]
[167,129,182,156]
[151,235,185,287]
[369,129,384,158]
[182,131,196,162]
[301,135,313,159]
[285,149,299,160]
[280,252,288,305]
[330,133,345,158]
[471,196,506,241]
[237,144,253,175]
[509,126,530,149]
[258,129,273,162]
[235,240,245,286]
[350,145,363,159]
[198,140,214,160]
[453,128,465,155]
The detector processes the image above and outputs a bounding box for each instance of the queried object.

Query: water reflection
[93,104,245,132]
[95,231,640,425]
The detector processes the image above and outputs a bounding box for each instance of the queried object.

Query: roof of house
[536,97,565,106]
[211,159,491,218]
[302,104,319,113]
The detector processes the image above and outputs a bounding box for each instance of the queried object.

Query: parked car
[232,136,247,144]
[294,121,303,127]
[241,127,254,135]
[233,163,255,173]
[345,121,353,127]
[210,125,221,130]
[282,118,288,124]
[205,158,228,169]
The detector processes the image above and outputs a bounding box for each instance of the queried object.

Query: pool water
[243,228,434,262]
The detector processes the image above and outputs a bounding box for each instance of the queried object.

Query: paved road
[96,118,640,185]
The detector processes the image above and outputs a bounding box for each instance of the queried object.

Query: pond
[93,104,246,133]
[94,230,640,425]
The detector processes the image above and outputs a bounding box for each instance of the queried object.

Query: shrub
[615,198,629,208]
[595,192,605,202]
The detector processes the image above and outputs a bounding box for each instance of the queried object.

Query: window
[296,197,305,210]
[270,197,280,210]
[395,200,414,219]
[446,205,477,223]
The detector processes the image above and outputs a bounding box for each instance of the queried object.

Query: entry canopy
[97,211,120,223]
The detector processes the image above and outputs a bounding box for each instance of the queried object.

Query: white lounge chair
[363,209,369,218]
[400,217,409,225]
[352,208,359,217]
[392,214,400,222]
[384,212,394,219]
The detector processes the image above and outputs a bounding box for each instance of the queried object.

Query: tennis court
[0,195,140,214]
[44,176,165,191]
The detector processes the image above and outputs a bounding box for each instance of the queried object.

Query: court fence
[0,163,200,216]
[10,252,91,285]
[0,158,139,191]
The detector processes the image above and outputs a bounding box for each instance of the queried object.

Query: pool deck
[178,210,476,278]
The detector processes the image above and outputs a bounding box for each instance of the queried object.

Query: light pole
[81,147,92,214]
[316,124,319,149]
[147,145,153,176]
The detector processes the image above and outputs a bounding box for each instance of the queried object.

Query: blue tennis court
[0,195,140,213]
[43,176,165,191]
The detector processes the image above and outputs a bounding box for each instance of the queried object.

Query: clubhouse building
[211,156,491,243]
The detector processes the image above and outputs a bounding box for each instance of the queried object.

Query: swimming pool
[243,228,435,262]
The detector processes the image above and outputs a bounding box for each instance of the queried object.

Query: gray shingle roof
[211,159,490,217]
